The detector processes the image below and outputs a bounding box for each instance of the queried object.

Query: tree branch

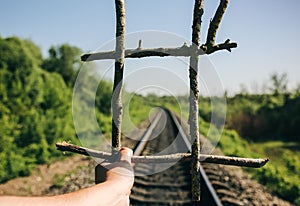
[201,39,237,54]
[56,142,269,168]
[205,0,229,47]
[201,0,238,55]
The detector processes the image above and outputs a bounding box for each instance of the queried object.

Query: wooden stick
[190,0,204,202]
[205,0,229,47]
[202,0,234,55]
[111,0,126,152]
[81,44,190,61]
[81,42,237,62]
[56,142,269,168]
[202,39,237,54]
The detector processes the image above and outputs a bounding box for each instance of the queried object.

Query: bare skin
[0,147,134,206]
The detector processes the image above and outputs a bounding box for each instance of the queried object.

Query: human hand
[95,147,134,206]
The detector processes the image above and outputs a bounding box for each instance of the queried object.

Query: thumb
[119,147,133,164]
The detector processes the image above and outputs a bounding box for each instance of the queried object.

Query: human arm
[0,147,134,206]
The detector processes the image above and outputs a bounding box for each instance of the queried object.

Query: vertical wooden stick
[112,0,126,152]
[189,0,204,202]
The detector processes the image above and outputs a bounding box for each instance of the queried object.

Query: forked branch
[205,0,229,46]
[202,0,237,54]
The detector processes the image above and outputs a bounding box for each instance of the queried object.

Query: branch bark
[201,39,237,54]
[56,142,269,168]
[81,42,237,61]
[111,0,126,152]
[81,44,191,61]
[190,0,204,202]
[205,0,229,47]
[202,0,235,55]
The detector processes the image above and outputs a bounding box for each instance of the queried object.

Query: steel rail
[132,109,223,205]
[168,110,223,206]
[133,110,163,156]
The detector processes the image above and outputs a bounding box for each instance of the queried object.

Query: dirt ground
[0,155,90,196]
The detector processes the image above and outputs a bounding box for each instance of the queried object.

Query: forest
[0,36,299,204]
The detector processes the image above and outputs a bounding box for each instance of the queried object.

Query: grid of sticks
[56,0,268,202]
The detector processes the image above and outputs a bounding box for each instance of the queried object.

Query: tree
[269,72,288,95]
[0,36,78,182]
[239,83,249,95]
[42,44,81,86]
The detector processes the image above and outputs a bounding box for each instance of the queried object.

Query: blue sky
[1,0,300,95]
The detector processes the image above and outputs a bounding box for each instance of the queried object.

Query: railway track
[125,108,240,206]
[52,108,293,206]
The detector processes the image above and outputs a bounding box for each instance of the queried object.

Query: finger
[119,147,133,164]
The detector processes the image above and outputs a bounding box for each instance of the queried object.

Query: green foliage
[22,39,43,66]
[225,92,300,141]
[269,72,288,95]
[201,118,300,204]
[0,36,114,183]
[196,90,300,204]
[250,142,300,204]
[199,96,226,129]
[96,80,113,115]
[122,93,158,135]
[70,66,113,148]
[42,44,81,86]
[216,88,300,204]
[0,37,78,182]
[0,37,116,182]
[223,73,300,142]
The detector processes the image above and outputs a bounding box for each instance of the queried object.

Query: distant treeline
[226,93,300,141]
[199,74,300,142]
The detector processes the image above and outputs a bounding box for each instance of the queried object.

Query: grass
[214,130,300,205]
[249,141,300,204]
[194,96,300,205]
[52,165,86,189]
[52,173,68,188]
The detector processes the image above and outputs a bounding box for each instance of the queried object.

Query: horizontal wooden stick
[81,42,237,62]
[56,142,268,168]
[81,44,190,61]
